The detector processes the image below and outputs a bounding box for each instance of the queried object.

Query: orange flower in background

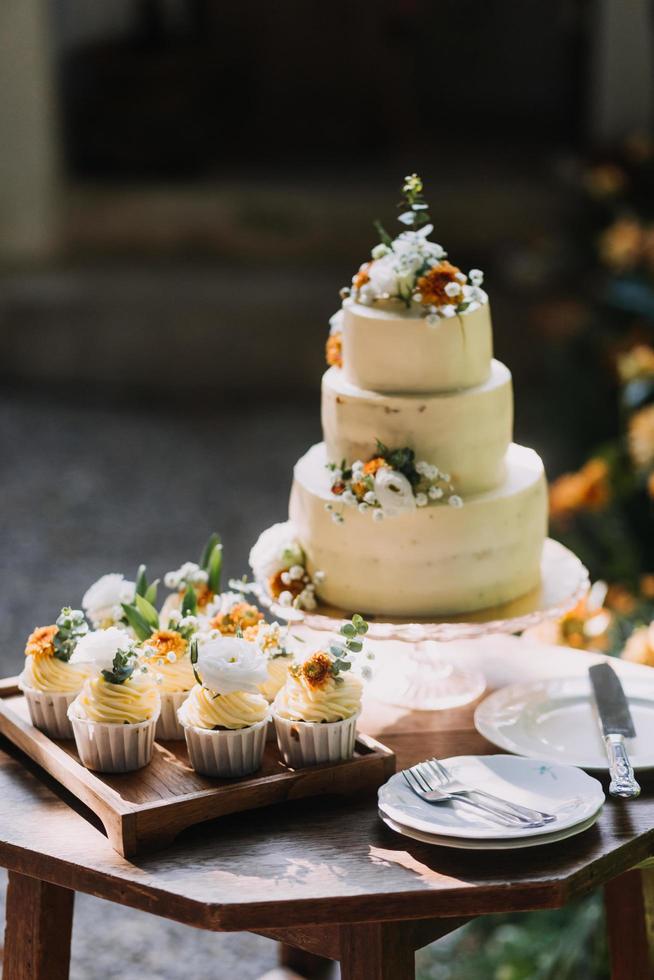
[549,458,611,519]
[617,344,654,383]
[326,332,342,368]
[605,583,638,616]
[416,261,464,306]
[299,652,332,689]
[584,164,627,199]
[25,625,56,659]
[143,629,187,662]
[178,583,213,610]
[352,261,373,291]
[599,217,642,271]
[268,570,305,601]
[629,404,654,469]
[210,602,263,635]
[622,623,654,667]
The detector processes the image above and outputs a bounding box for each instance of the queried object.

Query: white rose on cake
[373,468,417,517]
[82,574,135,629]
[248,522,305,582]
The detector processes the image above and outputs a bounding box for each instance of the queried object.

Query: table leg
[339,923,414,980]
[605,867,654,979]
[3,872,74,980]
[278,943,332,978]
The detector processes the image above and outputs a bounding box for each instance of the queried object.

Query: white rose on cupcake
[82,574,135,629]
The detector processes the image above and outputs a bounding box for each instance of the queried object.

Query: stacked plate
[378,755,605,850]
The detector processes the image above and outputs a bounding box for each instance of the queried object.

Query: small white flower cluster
[252,621,291,660]
[164,561,208,591]
[326,457,463,523]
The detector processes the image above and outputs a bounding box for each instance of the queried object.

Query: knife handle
[605,733,641,799]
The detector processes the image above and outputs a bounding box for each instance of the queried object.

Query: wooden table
[1,637,653,980]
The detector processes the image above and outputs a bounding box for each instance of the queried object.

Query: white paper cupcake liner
[273,709,360,768]
[156,690,190,740]
[67,702,159,773]
[18,679,79,740]
[179,713,268,778]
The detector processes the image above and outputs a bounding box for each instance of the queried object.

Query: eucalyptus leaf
[329,644,345,658]
[340,623,356,637]
[346,639,363,653]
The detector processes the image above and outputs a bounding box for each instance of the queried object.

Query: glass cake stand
[264,539,590,711]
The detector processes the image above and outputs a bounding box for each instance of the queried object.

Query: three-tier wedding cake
[250,176,547,617]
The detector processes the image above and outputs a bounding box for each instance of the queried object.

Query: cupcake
[244,621,295,702]
[121,589,200,739]
[68,629,160,772]
[273,614,369,768]
[177,635,270,777]
[19,607,90,739]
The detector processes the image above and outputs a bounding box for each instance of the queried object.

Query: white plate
[377,755,604,840]
[379,809,600,850]
[475,675,654,771]
[380,809,600,850]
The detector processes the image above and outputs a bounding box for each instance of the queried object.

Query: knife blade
[589,662,640,799]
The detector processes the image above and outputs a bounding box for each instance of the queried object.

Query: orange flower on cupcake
[25,625,57,659]
[141,629,188,664]
[210,602,263,636]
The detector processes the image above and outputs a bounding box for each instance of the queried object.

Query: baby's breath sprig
[53,607,88,663]
[101,648,137,686]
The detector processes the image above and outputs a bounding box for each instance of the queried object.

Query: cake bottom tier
[289,442,548,617]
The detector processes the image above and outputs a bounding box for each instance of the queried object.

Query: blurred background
[2,1,654,977]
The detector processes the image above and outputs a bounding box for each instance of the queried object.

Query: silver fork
[425,759,556,825]
[402,765,543,828]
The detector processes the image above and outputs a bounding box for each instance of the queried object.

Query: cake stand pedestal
[269,539,590,711]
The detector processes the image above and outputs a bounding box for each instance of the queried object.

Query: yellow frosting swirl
[258,655,294,702]
[181,683,268,730]
[74,674,159,724]
[274,671,362,723]
[143,652,195,694]
[22,655,88,694]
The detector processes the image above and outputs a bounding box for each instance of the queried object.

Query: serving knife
[589,662,641,799]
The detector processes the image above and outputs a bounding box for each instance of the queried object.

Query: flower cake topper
[341,173,486,319]
[190,635,268,695]
[326,439,462,523]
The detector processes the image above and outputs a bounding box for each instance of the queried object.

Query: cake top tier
[340,174,487,321]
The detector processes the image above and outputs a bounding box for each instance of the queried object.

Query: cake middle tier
[290,441,547,617]
[322,360,513,495]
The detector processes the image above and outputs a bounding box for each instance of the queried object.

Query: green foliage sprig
[121,593,160,642]
[375,439,421,487]
[101,649,137,685]
[200,532,223,594]
[397,173,431,231]
[328,614,369,680]
[135,564,159,608]
[53,607,88,663]
[189,637,202,686]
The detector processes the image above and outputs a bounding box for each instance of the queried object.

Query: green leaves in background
[181,586,198,617]
[199,532,223,593]
[121,593,159,642]
[135,563,159,607]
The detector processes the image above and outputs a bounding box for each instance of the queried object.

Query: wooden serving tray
[0,678,395,857]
